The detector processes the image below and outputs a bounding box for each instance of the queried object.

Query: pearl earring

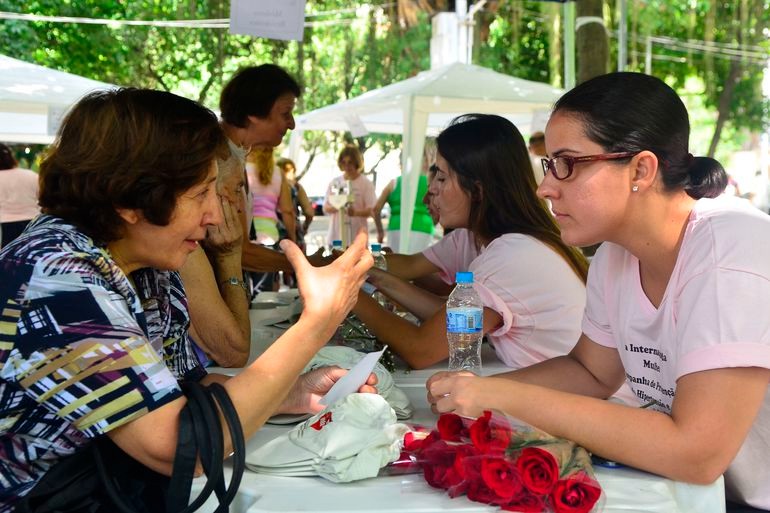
[632,185,639,192]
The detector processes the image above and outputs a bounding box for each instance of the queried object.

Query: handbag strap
[95,379,245,513]
[207,382,246,511]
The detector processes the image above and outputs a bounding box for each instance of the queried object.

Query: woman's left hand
[427,370,489,417]
[279,366,378,414]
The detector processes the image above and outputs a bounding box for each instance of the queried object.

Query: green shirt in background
[387,175,434,234]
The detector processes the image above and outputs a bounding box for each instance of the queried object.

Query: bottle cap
[332,239,343,248]
[371,243,382,252]
[455,271,473,284]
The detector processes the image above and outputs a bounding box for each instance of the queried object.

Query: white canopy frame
[290,62,563,252]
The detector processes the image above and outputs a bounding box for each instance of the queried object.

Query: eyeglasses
[541,152,638,180]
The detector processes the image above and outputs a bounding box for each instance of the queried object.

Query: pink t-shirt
[324,174,376,245]
[247,165,282,221]
[421,229,479,285]
[583,196,770,509]
[0,167,40,223]
[424,229,586,370]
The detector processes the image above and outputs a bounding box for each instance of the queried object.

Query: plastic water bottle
[371,243,387,271]
[370,244,392,309]
[446,271,483,372]
[331,239,343,255]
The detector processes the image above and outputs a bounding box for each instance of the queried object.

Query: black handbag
[15,381,246,513]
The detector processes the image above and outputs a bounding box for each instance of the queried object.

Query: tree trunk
[707,59,741,158]
[576,0,608,84]
[547,2,562,86]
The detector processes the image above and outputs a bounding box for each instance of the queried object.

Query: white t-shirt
[324,174,376,245]
[423,229,586,370]
[583,195,770,509]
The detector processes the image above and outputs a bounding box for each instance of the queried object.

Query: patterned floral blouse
[0,215,205,509]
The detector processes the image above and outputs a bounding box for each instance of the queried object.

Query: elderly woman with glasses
[351,114,592,377]
[428,73,770,513]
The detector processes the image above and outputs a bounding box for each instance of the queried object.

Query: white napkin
[247,394,409,483]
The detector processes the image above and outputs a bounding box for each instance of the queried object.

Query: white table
[199,325,725,513]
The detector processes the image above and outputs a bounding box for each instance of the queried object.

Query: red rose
[437,413,468,441]
[480,457,525,503]
[551,473,602,513]
[469,410,512,454]
[447,444,478,497]
[502,492,546,512]
[403,431,426,452]
[516,447,559,494]
[421,439,456,489]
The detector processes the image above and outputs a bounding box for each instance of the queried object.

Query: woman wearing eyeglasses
[352,113,591,374]
[428,73,770,512]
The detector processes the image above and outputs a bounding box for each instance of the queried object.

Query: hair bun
[685,156,727,199]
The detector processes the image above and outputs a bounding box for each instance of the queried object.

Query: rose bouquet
[406,411,603,513]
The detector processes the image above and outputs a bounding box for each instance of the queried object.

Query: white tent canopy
[0,54,117,144]
[290,62,563,251]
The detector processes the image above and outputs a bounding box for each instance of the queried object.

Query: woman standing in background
[277,157,314,252]
[246,146,296,245]
[0,143,40,248]
[323,145,376,246]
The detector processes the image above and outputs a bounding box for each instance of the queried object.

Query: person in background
[217,63,322,273]
[0,88,376,509]
[323,145,376,246]
[277,156,314,253]
[427,72,770,513]
[0,143,40,248]
[353,114,589,372]
[373,161,435,253]
[246,146,296,246]
[528,131,547,186]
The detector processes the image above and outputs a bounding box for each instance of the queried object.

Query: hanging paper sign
[344,113,369,138]
[229,0,306,42]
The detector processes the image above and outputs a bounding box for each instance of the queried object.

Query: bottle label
[446,307,483,334]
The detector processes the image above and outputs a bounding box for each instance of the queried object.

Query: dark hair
[0,143,17,169]
[39,88,227,243]
[436,114,588,282]
[553,72,726,199]
[220,64,301,128]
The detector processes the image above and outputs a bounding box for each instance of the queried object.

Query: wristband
[221,276,249,293]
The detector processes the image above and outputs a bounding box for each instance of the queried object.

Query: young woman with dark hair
[428,72,770,512]
[352,114,589,372]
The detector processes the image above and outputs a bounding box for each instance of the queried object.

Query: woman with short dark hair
[0,88,373,510]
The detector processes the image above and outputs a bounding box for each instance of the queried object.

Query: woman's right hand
[282,230,373,339]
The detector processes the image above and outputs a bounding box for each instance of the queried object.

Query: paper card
[229,0,307,42]
[344,113,369,138]
[319,346,387,406]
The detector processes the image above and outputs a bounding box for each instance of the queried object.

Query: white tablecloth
[199,324,725,513]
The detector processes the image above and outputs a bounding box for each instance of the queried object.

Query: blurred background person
[323,145,376,246]
[0,143,40,248]
[246,147,296,246]
[528,131,547,186]
[373,144,435,253]
[277,156,314,253]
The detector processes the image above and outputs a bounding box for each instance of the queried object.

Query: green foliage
[2,0,768,165]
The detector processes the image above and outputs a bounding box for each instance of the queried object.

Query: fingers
[280,239,306,274]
